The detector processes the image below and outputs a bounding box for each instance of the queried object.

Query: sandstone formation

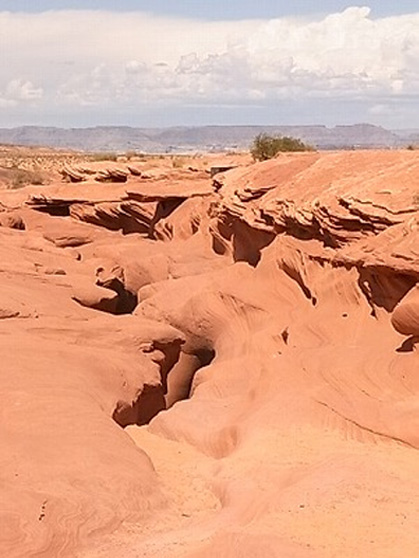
[60,164,87,183]
[0,150,418,558]
[95,167,129,183]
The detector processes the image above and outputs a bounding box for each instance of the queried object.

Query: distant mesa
[0,123,412,153]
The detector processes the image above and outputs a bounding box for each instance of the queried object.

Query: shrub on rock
[251,133,313,161]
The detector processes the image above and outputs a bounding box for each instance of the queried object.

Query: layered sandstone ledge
[0,150,418,557]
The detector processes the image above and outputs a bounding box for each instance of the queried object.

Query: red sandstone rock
[392,285,419,336]
[0,150,418,558]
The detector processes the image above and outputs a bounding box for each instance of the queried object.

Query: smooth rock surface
[0,150,418,558]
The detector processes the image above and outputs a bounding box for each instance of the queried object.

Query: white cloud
[0,78,43,111]
[0,7,418,125]
[6,79,43,101]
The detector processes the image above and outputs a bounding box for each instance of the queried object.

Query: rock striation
[0,150,418,558]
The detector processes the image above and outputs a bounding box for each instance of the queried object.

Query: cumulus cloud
[0,78,43,113]
[0,7,418,126]
[6,79,43,101]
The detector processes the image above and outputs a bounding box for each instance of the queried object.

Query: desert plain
[0,145,418,557]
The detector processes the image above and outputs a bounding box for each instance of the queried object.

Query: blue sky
[2,1,419,19]
[0,3,419,128]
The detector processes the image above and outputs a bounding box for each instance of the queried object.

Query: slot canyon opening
[72,283,138,315]
[95,269,138,315]
[164,347,216,408]
[112,346,216,428]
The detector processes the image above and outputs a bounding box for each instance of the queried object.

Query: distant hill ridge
[0,124,415,152]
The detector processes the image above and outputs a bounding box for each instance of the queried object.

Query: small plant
[407,144,418,151]
[172,157,184,169]
[9,168,45,189]
[90,152,118,162]
[251,133,313,162]
[29,171,44,185]
[125,150,146,160]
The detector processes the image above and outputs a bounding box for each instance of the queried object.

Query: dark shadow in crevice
[164,347,216,408]
[112,339,185,428]
[112,343,216,429]
[396,336,419,353]
[232,220,275,267]
[112,384,166,428]
[33,205,71,217]
[149,198,185,239]
[210,216,233,256]
[281,262,313,302]
[358,268,417,315]
[95,275,138,314]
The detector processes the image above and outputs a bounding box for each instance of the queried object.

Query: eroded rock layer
[0,150,418,558]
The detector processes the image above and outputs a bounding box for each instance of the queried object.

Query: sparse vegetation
[407,144,418,151]
[6,167,45,189]
[172,157,184,169]
[90,152,118,162]
[125,150,146,161]
[251,133,313,161]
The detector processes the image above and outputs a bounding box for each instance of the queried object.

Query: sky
[0,2,418,129]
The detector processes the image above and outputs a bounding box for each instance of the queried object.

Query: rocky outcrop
[216,151,418,247]
[0,150,418,558]
[60,164,87,182]
[95,166,129,183]
[392,285,419,337]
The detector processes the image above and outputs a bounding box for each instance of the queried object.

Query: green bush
[251,133,313,161]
